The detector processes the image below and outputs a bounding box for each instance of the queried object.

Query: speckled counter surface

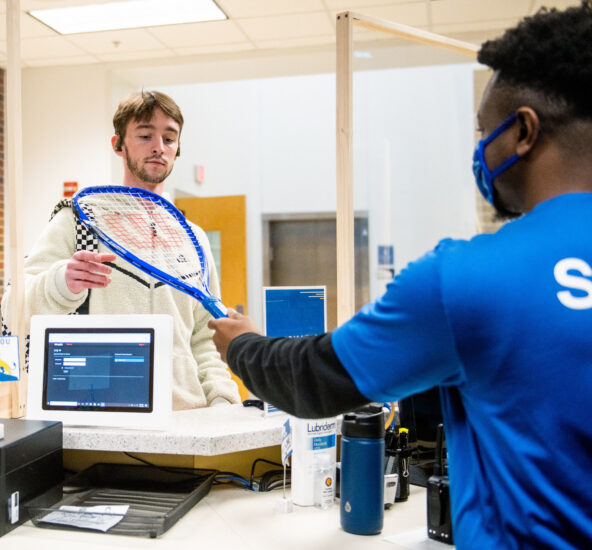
[63,404,288,455]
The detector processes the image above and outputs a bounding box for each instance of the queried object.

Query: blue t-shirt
[332,193,592,550]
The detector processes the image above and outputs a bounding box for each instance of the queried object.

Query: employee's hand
[65,251,117,294]
[208,308,262,362]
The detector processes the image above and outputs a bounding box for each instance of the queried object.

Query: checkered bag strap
[51,198,99,253]
[51,199,96,315]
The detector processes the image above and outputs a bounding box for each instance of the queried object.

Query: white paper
[384,527,456,549]
[40,505,129,532]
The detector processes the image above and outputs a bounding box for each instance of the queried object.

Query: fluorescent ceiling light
[29,0,227,35]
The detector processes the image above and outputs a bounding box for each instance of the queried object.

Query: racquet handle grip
[203,297,228,319]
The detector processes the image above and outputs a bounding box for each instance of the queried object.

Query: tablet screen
[42,328,154,413]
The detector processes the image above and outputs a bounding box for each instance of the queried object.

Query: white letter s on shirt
[554,257,592,310]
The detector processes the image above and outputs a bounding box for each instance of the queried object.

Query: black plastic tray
[26,463,217,538]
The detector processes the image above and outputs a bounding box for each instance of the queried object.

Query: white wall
[18,61,477,327]
[354,64,476,298]
[21,65,112,253]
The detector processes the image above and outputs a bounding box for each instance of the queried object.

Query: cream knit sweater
[1,206,240,410]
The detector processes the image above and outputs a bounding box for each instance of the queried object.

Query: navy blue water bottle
[340,406,385,535]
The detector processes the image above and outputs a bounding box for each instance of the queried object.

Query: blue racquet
[72,185,227,318]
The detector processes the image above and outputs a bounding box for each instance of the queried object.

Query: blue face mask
[472,113,520,205]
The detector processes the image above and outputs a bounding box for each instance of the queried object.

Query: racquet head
[72,185,227,318]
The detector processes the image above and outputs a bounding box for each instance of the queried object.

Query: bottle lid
[341,405,385,439]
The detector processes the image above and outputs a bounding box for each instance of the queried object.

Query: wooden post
[334,12,478,328]
[335,12,355,327]
[348,11,479,57]
[5,0,27,418]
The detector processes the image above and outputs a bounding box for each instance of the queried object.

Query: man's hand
[208,308,262,362]
[65,251,117,294]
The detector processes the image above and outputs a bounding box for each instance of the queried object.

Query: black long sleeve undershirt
[226,332,369,418]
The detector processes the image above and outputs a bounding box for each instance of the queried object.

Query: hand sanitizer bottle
[314,453,335,510]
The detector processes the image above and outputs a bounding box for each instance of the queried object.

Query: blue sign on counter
[263,286,327,338]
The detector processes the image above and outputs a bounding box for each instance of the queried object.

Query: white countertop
[63,404,289,455]
[3,484,442,550]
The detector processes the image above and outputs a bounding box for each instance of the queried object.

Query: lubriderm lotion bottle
[290,417,337,506]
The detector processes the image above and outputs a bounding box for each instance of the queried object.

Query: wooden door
[175,195,249,401]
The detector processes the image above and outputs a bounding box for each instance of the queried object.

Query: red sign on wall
[63,181,78,198]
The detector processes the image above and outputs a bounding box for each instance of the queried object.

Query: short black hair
[478,0,592,120]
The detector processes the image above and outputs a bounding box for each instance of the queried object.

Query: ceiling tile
[530,0,581,13]
[172,43,256,56]
[433,18,522,35]
[21,35,87,58]
[148,20,247,48]
[325,0,423,9]
[22,0,114,9]
[431,0,531,25]
[254,35,336,49]
[66,28,166,54]
[95,49,174,62]
[238,12,334,41]
[348,3,429,27]
[5,0,585,69]
[218,0,326,18]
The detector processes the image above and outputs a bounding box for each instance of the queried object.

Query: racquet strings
[76,190,209,292]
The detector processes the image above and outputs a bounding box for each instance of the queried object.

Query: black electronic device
[395,427,411,502]
[0,418,63,537]
[398,386,445,487]
[385,426,411,502]
[42,327,154,413]
[426,423,453,545]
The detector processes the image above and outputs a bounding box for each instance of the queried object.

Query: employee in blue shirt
[208,2,592,548]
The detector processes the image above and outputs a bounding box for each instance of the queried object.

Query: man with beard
[208,2,592,548]
[2,91,240,410]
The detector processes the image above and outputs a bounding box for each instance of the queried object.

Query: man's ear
[515,107,540,156]
[111,134,124,156]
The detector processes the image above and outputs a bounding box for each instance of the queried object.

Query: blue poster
[264,287,326,338]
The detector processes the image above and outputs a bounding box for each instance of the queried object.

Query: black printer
[0,418,63,536]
